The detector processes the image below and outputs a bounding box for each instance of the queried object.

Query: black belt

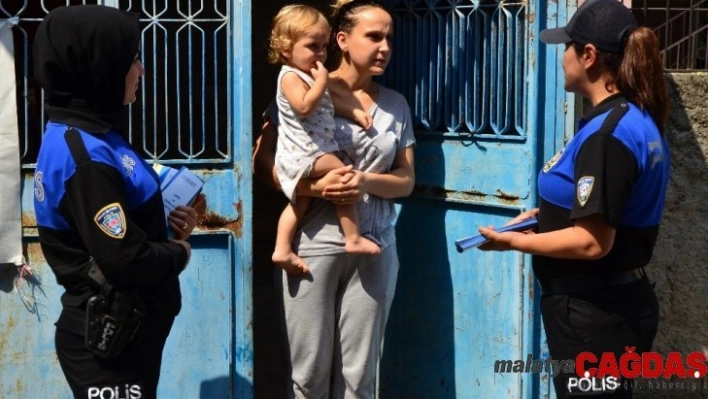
[540,268,646,295]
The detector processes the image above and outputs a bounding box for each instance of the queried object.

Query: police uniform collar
[580,93,628,123]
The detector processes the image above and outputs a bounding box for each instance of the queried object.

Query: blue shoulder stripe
[33,123,161,230]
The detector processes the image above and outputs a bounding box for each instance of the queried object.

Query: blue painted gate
[1,1,253,398]
[377,1,574,398]
[0,0,579,398]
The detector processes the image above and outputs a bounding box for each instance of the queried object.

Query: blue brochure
[455,217,538,253]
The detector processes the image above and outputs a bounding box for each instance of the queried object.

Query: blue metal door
[378,1,573,398]
[1,1,253,398]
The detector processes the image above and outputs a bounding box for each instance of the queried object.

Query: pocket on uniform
[566,296,621,344]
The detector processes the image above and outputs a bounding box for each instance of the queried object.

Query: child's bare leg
[336,204,381,255]
[273,198,310,275]
[311,153,378,254]
[310,152,346,177]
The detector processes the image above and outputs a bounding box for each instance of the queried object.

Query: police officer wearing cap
[479,0,670,397]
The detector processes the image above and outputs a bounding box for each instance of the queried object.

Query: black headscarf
[33,5,140,133]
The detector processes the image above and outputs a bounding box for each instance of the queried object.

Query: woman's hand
[477,228,526,251]
[478,208,539,251]
[503,208,539,227]
[322,169,366,205]
[168,194,206,240]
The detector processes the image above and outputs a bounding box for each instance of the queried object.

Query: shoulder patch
[94,203,127,239]
[542,148,564,173]
[577,176,595,206]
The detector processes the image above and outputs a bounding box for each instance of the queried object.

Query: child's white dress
[274,65,339,202]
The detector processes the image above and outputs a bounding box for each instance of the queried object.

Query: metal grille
[631,0,708,70]
[7,0,230,165]
[380,0,530,139]
[119,0,230,163]
[4,1,101,165]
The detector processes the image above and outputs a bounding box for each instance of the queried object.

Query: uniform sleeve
[64,160,188,289]
[571,131,638,227]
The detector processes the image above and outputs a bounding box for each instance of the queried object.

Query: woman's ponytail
[616,27,670,133]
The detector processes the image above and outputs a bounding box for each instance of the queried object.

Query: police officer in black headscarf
[478,0,670,397]
[33,5,201,398]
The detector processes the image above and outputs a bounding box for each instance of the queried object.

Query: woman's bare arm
[364,147,415,199]
[479,213,616,260]
[321,147,415,201]
[252,120,281,190]
[252,120,357,198]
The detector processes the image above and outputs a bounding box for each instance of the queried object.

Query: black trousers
[55,309,175,399]
[540,278,658,399]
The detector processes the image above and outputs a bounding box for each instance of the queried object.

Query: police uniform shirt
[535,94,671,280]
[34,123,188,325]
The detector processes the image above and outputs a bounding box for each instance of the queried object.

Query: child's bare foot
[272,251,310,276]
[344,237,381,256]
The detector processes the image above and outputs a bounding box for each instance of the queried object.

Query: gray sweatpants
[282,245,399,399]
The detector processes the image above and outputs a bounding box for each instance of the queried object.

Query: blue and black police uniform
[32,5,188,399]
[536,94,670,397]
[34,124,188,398]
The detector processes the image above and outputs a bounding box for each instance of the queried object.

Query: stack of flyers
[152,163,204,220]
[454,217,538,253]
[153,163,179,190]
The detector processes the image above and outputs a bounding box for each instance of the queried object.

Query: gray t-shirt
[269,85,415,256]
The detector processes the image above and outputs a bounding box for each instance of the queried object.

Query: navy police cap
[540,0,637,53]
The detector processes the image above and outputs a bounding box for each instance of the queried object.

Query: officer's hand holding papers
[455,217,538,252]
[455,208,540,252]
[153,163,205,221]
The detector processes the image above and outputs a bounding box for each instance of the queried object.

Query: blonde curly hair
[268,5,329,65]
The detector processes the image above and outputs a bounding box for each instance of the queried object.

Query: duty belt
[540,267,646,295]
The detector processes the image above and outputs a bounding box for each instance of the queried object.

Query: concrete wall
[636,73,708,399]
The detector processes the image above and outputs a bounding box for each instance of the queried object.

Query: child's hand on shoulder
[353,108,373,130]
[311,61,328,84]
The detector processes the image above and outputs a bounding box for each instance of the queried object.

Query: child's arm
[351,109,373,130]
[329,78,372,129]
[281,61,328,116]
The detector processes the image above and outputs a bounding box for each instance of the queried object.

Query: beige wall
[636,73,708,398]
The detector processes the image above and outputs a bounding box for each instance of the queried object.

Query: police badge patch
[577,176,595,207]
[94,203,127,239]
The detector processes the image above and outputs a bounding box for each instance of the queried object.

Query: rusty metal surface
[0,242,68,398]
[7,0,254,393]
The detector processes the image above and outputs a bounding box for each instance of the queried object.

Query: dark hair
[327,0,387,69]
[573,27,669,133]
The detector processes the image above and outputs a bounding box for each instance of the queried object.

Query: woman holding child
[253,0,415,397]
